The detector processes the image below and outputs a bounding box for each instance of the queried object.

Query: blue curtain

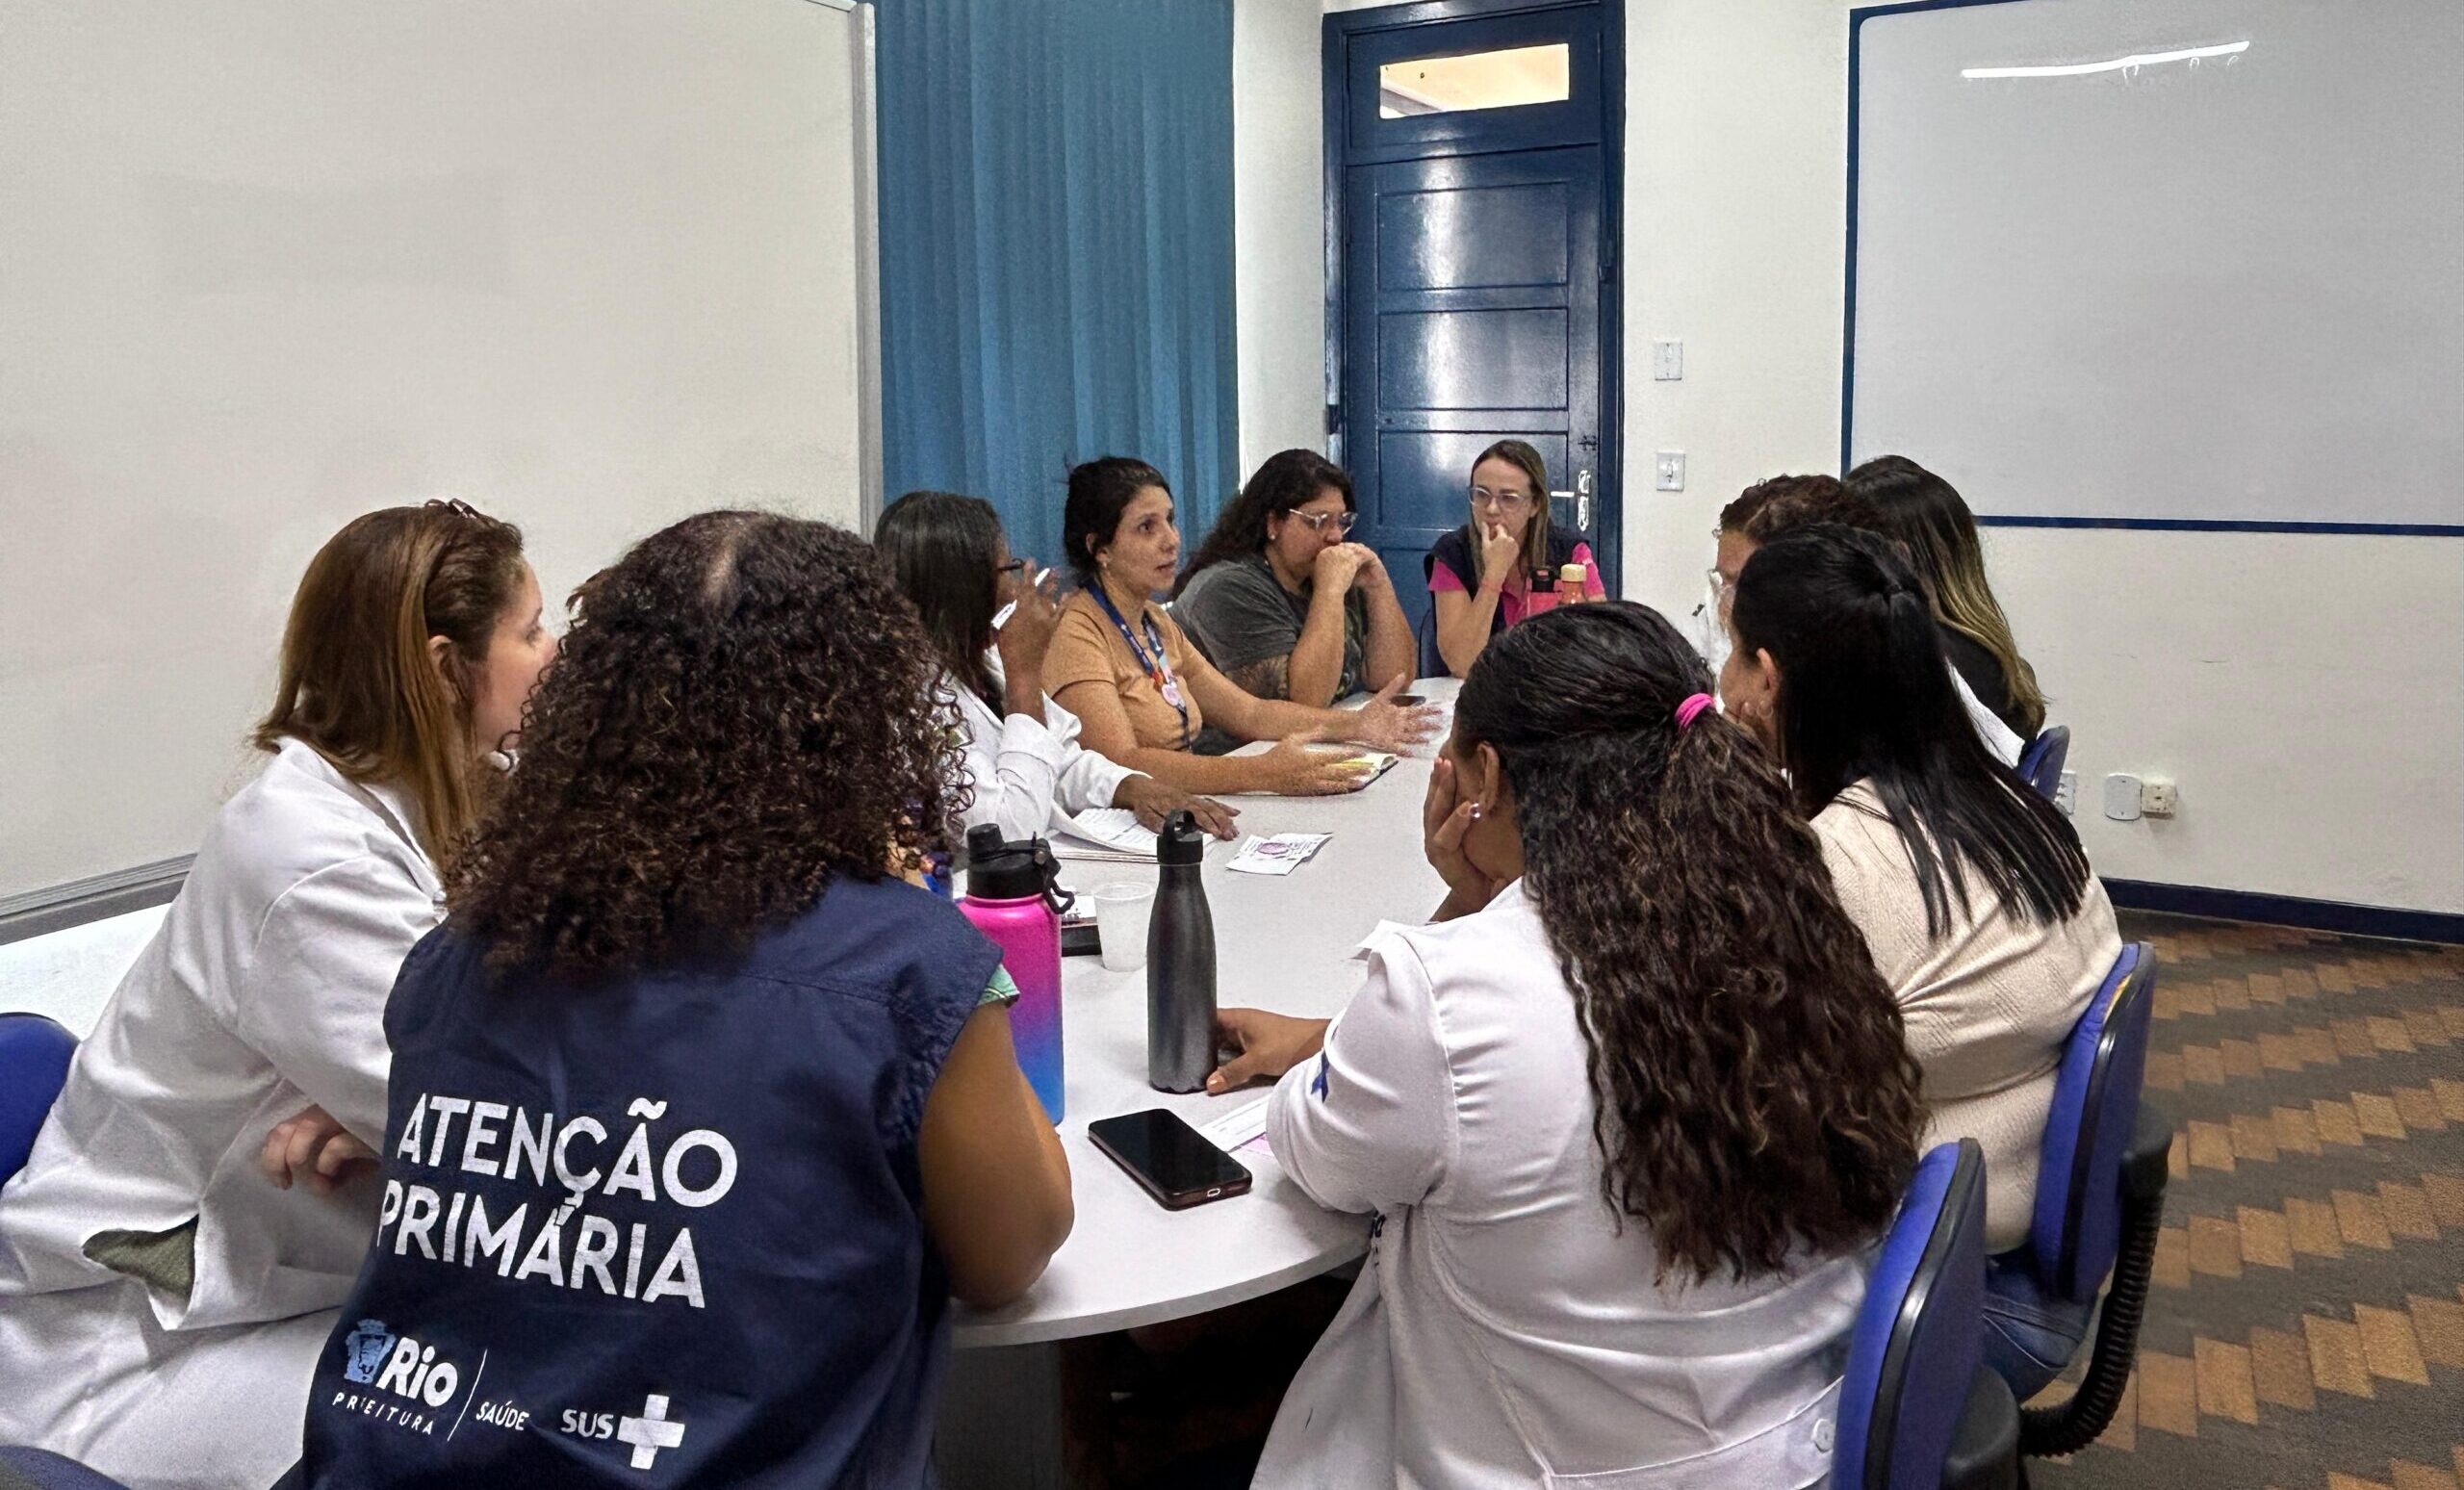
[874,0,1240,572]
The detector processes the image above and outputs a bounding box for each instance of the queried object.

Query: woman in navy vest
[286,512,1072,1488]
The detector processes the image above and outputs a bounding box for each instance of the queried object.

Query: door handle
[1549,468,1595,533]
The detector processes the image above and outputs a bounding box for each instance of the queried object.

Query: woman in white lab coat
[0,501,555,1490]
[1208,603,1929,1489]
[873,490,1237,842]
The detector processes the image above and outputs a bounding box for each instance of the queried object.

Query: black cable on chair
[2017,1102,2173,1457]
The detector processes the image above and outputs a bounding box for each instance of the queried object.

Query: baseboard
[0,857,192,947]
[2102,877,2464,947]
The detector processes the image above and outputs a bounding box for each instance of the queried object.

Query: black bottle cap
[1157,809,1206,866]
[963,825,1047,900]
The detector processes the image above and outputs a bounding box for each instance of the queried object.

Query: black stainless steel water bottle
[1145,809,1219,1092]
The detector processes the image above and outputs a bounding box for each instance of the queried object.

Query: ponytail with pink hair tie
[1674,692,1715,732]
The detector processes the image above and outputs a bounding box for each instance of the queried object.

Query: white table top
[952,680,1456,1349]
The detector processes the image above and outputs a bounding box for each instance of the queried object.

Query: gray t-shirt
[1178,554,1366,704]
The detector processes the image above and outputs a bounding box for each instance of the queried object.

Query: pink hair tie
[1674,692,1716,732]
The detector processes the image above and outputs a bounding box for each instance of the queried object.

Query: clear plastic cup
[1091,883,1155,972]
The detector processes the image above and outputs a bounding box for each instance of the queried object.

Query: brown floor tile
[2248,1324,2316,1409]
[2287,1196,2347,1258]
[2296,1025,2343,1066]
[2178,981,2219,1018]
[2145,1050,2186,1091]
[2190,1120,2239,1170]
[2223,1038,2266,1079]
[2354,1302,2432,1386]
[2396,1087,2451,1133]
[2306,1315,2377,1398]
[2217,976,2253,1012]
[2231,1113,2281,1163]
[2194,1337,2261,1425]
[2138,1349,2200,1435]
[2281,967,2320,1000]
[2407,1293,2464,1370]
[2443,1006,2464,1039]
[2154,1224,2194,1287]
[2402,1009,2452,1046]
[2425,1172,2464,1230]
[2258,1032,2306,1070]
[2369,1015,2420,1053]
[2317,1099,2368,1147]
[2334,1190,2397,1250]
[2169,1130,2191,1180]
[2336,1018,2381,1058]
[2190,1215,2246,1277]
[2239,1205,2295,1269]
[2378,1181,2439,1240]
[2320,963,2356,993]
[2387,1463,2458,1490]
[2433,1078,2464,1123]
[2276,1106,2324,1155]
[2327,1476,2396,1490]
[2185,1044,2226,1085]
[2354,1092,2410,1142]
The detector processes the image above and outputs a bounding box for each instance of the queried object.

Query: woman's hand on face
[1206,1009,1330,1093]
[1260,731,1374,796]
[1310,541,1370,596]
[994,563,1062,708]
[259,1106,379,1196]
[1422,756,1502,914]
[1346,678,1443,753]
[1477,521,1522,588]
[1116,775,1240,838]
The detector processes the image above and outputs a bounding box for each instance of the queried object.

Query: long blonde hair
[1848,456,2046,737]
[253,501,527,865]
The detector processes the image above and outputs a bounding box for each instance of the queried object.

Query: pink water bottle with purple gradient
[959,824,1068,1124]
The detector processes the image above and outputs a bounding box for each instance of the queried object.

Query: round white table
[935,681,1455,1489]
[953,679,1455,1348]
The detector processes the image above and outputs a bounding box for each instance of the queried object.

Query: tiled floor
[2032,912,2464,1490]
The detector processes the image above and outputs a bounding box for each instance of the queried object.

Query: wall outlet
[2103,773,2143,822]
[2055,769,2077,816]
[1652,339,1684,380]
[1655,450,1686,491]
[2141,778,2179,817]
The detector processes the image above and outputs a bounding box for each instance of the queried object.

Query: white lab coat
[949,652,1135,841]
[0,737,441,1490]
[1255,881,1861,1489]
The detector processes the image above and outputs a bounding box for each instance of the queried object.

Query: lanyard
[1090,588,1191,746]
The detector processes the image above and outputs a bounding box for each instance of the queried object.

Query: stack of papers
[1050,808,1160,862]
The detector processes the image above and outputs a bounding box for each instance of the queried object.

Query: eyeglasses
[1291,509,1358,536]
[1469,485,1534,513]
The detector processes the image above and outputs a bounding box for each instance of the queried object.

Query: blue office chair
[2016,727,2069,801]
[1982,942,2169,1457]
[1837,1138,2019,1490]
[0,1448,134,1490]
[1412,601,1445,680]
[0,1012,77,1188]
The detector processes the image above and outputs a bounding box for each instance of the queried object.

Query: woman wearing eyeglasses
[1174,450,1415,723]
[1426,439,1605,678]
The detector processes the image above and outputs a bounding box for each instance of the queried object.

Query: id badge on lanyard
[1092,590,1190,741]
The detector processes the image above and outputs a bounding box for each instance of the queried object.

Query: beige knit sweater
[1814,783,2122,1253]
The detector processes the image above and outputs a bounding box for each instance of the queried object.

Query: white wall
[1266,0,2464,915]
[1620,0,2463,916]
[1234,0,1333,473]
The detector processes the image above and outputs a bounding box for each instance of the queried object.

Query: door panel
[1345,145,1602,623]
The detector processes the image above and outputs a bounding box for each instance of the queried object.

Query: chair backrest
[0,1013,78,1187]
[1835,1138,1989,1490]
[1413,600,1444,679]
[2027,941,2158,1301]
[2018,726,2070,799]
[0,1446,135,1490]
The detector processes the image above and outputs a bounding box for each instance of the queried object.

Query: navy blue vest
[294,877,999,1489]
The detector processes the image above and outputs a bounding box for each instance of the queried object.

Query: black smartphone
[1389,693,1425,706]
[1061,919,1101,958]
[1087,1109,1252,1211]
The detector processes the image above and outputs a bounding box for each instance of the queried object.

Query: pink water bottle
[958,824,1068,1123]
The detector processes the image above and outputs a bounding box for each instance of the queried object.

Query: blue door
[1328,1,1618,632]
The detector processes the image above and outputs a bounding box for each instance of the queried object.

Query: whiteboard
[0,1,874,902]
[1846,0,2464,530]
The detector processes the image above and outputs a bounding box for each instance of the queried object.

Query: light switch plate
[1652,340,1683,380]
[1655,451,1685,492]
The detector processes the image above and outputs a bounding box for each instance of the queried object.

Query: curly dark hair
[1454,602,1927,1284]
[1736,473,1881,543]
[448,511,965,977]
